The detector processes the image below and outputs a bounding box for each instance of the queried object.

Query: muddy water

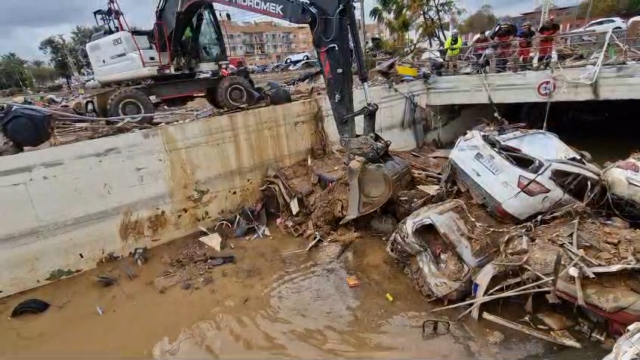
[1,233,548,358]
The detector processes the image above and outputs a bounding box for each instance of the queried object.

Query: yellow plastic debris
[386,293,394,302]
[396,65,418,77]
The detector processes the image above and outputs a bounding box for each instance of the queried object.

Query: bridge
[408,27,640,106]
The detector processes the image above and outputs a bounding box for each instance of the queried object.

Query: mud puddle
[1,233,552,358]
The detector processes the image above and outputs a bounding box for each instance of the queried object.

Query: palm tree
[31,60,45,68]
[369,0,414,49]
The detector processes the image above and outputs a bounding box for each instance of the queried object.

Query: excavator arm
[209,0,411,221]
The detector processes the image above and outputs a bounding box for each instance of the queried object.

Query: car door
[585,20,604,31]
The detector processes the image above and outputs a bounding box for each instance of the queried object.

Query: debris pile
[374,125,640,350]
[242,123,640,352]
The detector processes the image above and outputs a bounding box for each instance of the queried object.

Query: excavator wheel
[214,75,254,110]
[106,88,155,125]
[205,85,223,109]
[340,155,412,224]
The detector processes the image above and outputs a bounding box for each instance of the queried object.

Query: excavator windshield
[193,7,224,62]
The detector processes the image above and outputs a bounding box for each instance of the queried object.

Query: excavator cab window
[194,7,223,63]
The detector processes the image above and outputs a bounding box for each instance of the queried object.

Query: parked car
[287,59,319,71]
[571,17,627,34]
[448,129,602,222]
[254,65,269,73]
[386,200,499,301]
[602,155,640,222]
[284,52,312,64]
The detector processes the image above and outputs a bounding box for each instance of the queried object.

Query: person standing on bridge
[472,31,491,71]
[489,22,517,72]
[537,17,560,70]
[444,30,463,74]
[516,22,536,71]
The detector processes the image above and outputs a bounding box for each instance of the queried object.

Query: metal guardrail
[424,29,638,75]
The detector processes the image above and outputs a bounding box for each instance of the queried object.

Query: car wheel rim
[227,85,247,106]
[118,99,144,122]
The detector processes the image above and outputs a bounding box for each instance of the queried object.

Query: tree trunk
[434,1,447,46]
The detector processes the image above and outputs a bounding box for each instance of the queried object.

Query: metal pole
[359,0,367,52]
[585,0,594,24]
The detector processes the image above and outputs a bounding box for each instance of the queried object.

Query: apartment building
[511,5,584,32]
[219,20,314,65]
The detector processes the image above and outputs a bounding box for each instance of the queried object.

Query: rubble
[136,116,640,351]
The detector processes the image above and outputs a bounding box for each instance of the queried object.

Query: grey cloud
[0,0,579,60]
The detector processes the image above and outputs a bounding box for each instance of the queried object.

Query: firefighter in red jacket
[472,31,491,69]
[489,22,517,72]
[516,22,536,70]
[537,17,560,69]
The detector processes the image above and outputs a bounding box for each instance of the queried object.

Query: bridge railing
[424,29,639,75]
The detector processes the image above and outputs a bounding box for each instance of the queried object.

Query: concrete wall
[0,101,319,298]
[0,82,441,298]
[320,81,429,151]
[426,65,640,106]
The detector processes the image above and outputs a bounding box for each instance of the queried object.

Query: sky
[1,0,581,61]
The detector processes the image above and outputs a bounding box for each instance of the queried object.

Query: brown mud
[0,231,548,359]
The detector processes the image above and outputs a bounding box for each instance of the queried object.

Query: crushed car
[386,200,500,301]
[602,154,640,223]
[603,322,640,360]
[448,129,603,222]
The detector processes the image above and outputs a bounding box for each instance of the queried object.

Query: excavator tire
[215,75,253,111]
[106,88,155,125]
[205,84,222,109]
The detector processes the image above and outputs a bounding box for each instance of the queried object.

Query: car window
[602,19,615,25]
[500,132,580,160]
[586,21,602,28]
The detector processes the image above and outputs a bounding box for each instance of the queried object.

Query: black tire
[613,27,623,30]
[205,83,222,109]
[106,88,155,125]
[268,88,292,105]
[284,58,292,64]
[11,299,50,317]
[303,55,310,60]
[215,76,253,110]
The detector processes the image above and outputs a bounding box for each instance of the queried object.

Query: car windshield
[499,131,581,161]
[482,134,544,173]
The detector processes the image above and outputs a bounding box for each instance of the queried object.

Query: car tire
[106,88,155,125]
[285,58,291,64]
[614,27,623,30]
[303,55,309,60]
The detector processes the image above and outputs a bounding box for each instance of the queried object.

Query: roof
[520,5,578,16]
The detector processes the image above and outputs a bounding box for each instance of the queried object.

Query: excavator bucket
[340,156,412,224]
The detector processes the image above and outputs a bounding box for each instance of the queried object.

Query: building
[511,5,585,32]
[219,20,314,65]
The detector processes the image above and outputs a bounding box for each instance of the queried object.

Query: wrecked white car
[448,129,602,222]
[386,200,499,301]
[603,322,640,360]
[602,155,640,222]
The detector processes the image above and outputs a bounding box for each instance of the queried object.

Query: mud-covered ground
[0,230,603,359]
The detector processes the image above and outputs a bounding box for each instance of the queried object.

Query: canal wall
[0,82,458,298]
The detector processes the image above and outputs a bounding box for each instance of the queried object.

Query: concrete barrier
[321,81,429,151]
[0,82,432,298]
[425,65,640,106]
[0,100,319,297]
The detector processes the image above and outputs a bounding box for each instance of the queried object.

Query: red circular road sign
[536,79,557,98]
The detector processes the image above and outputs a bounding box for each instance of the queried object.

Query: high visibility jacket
[445,37,462,56]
